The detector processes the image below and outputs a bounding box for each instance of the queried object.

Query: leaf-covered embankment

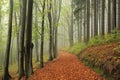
[78,42,120,80]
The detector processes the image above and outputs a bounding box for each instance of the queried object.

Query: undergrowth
[67,30,120,55]
[65,30,120,80]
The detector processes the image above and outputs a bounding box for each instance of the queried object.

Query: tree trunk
[18,0,27,79]
[118,0,120,30]
[86,0,90,43]
[14,12,20,73]
[77,12,80,42]
[108,0,111,33]
[40,0,46,68]
[70,0,74,47]
[84,0,86,42]
[112,0,116,30]
[94,0,98,36]
[34,2,39,62]
[25,0,33,78]
[2,0,13,79]
[54,0,62,58]
[101,0,105,35]
[48,0,53,61]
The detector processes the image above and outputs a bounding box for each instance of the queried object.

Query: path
[30,51,105,80]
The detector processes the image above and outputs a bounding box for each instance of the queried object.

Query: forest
[0,0,120,80]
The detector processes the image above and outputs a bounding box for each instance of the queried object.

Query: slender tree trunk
[17,0,22,74]
[25,0,33,78]
[86,0,90,43]
[108,0,111,33]
[19,0,27,79]
[35,2,39,62]
[112,0,116,30]
[84,0,86,42]
[94,0,98,36]
[48,0,53,61]
[77,12,80,42]
[101,0,105,35]
[40,0,46,68]
[70,0,74,47]
[80,10,82,41]
[54,0,62,58]
[29,43,33,75]
[118,0,120,30]
[2,0,13,79]
[14,12,20,72]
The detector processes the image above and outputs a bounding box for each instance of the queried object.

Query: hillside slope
[78,42,120,80]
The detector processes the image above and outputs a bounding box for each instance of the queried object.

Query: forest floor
[28,51,105,80]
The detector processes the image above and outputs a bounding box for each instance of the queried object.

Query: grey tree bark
[94,0,98,36]
[118,0,120,30]
[86,0,90,43]
[69,0,74,47]
[108,0,111,33]
[47,0,53,61]
[40,0,46,68]
[18,0,27,79]
[2,0,13,79]
[101,0,105,35]
[25,0,33,78]
[112,0,116,30]
[34,1,39,62]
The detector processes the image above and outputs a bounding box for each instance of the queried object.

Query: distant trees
[72,0,118,44]
[52,0,62,58]
[69,0,74,47]
[2,0,13,79]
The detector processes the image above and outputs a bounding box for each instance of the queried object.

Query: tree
[40,0,46,68]
[2,0,13,79]
[118,0,120,30]
[18,0,27,79]
[47,0,53,61]
[86,0,90,43]
[34,1,39,62]
[108,0,111,33]
[94,0,98,36]
[52,0,62,58]
[101,0,105,35]
[69,0,74,47]
[112,0,116,30]
[25,0,33,78]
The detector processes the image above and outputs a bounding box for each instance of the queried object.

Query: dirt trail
[29,51,105,80]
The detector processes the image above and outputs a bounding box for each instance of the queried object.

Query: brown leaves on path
[29,51,105,80]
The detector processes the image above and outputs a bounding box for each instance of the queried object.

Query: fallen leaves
[29,51,105,80]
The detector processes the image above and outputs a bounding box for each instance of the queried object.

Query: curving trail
[29,51,105,80]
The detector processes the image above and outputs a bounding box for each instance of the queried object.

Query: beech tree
[2,0,13,79]
[40,0,46,68]
[18,0,27,79]
[47,0,53,61]
[25,0,33,78]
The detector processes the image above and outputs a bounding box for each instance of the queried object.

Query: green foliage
[114,44,120,53]
[105,30,120,43]
[69,42,87,55]
[89,30,120,46]
[88,35,105,46]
